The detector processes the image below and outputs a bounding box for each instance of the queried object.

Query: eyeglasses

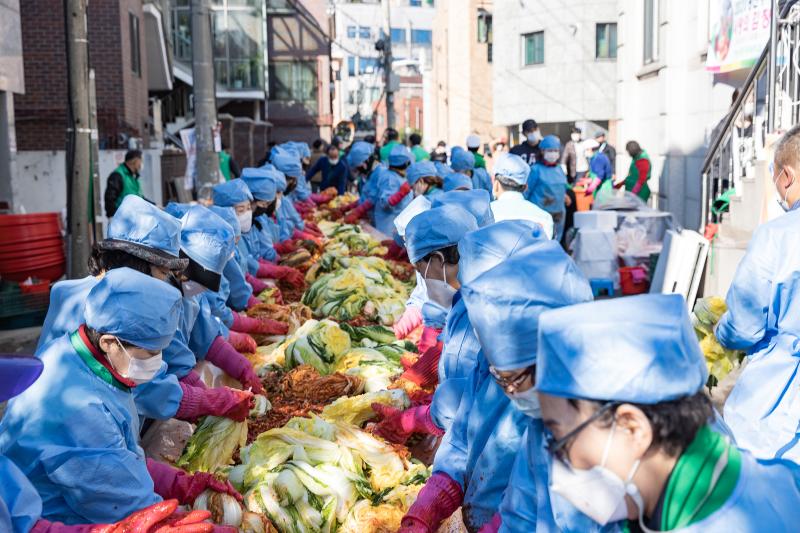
[489,365,535,394]
[544,401,619,466]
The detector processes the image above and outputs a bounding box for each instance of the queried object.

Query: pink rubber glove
[247,295,261,309]
[393,306,423,339]
[401,342,442,388]
[245,273,270,294]
[585,177,601,195]
[176,383,254,422]
[399,473,463,533]
[179,370,206,390]
[477,513,502,533]
[146,459,242,505]
[304,221,323,235]
[231,313,289,335]
[310,192,335,205]
[372,404,444,444]
[205,336,265,394]
[274,240,298,255]
[388,181,412,206]
[256,260,305,287]
[416,326,442,354]
[227,330,257,354]
[344,200,373,224]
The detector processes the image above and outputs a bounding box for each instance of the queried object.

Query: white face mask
[423,254,457,309]
[508,387,541,418]
[774,168,795,212]
[571,133,581,142]
[115,338,163,384]
[329,156,339,165]
[543,150,560,164]
[237,210,253,233]
[182,280,207,298]
[550,421,640,525]
[527,131,542,143]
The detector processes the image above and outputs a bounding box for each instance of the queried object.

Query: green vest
[115,163,143,208]
[625,151,651,201]
[219,151,232,181]
[473,151,486,169]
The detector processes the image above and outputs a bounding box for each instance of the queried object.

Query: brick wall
[15,0,149,151]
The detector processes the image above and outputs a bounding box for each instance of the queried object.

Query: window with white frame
[643,0,659,64]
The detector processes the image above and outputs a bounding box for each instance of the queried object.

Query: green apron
[114,163,143,209]
[219,151,232,181]
[625,151,651,202]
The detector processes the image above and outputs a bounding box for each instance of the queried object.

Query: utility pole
[65,0,91,279]
[191,0,220,201]
[89,69,102,244]
[382,0,395,129]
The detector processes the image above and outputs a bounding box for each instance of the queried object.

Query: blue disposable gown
[224,255,252,311]
[204,275,234,332]
[241,229,264,276]
[375,169,412,236]
[278,197,305,241]
[291,174,312,202]
[433,354,529,530]
[717,207,800,462]
[0,455,42,533]
[526,163,567,241]
[253,214,278,263]
[36,275,98,351]
[472,168,494,199]
[0,335,160,524]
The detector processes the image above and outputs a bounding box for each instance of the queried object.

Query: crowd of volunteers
[2,122,800,533]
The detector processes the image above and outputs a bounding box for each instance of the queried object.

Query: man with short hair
[379,128,401,162]
[430,140,448,163]
[409,133,430,162]
[490,153,554,238]
[509,119,542,166]
[466,134,486,169]
[104,150,147,217]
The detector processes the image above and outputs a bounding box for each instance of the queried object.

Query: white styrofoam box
[574,229,617,262]
[574,210,618,231]
[576,259,618,282]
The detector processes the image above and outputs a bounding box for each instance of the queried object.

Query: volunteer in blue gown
[340,141,379,223]
[534,294,800,532]
[374,144,415,236]
[526,135,568,241]
[0,269,240,525]
[399,239,593,532]
[407,161,444,200]
[443,172,473,192]
[716,124,800,463]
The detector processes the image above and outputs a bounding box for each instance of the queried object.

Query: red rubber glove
[146,459,242,505]
[382,240,408,261]
[310,192,335,205]
[292,229,322,244]
[399,473,463,533]
[256,260,305,288]
[401,341,442,388]
[304,221,323,235]
[343,200,373,224]
[372,404,444,444]
[293,201,313,215]
[477,513,502,533]
[179,370,206,390]
[417,326,442,354]
[246,295,260,309]
[393,306,423,339]
[388,182,412,206]
[176,383,254,422]
[231,313,289,335]
[274,240,298,255]
[227,330,257,354]
[245,273,270,294]
[205,336,265,394]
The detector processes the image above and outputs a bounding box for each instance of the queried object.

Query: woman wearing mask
[372,205,478,443]
[531,294,800,532]
[0,269,241,525]
[407,161,444,199]
[373,144,415,236]
[339,141,378,222]
[526,135,568,241]
[400,241,594,532]
[583,139,614,197]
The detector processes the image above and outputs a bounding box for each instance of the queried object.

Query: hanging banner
[707,0,772,73]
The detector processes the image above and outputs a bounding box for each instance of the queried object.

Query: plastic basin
[1,261,65,283]
[0,213,60,226]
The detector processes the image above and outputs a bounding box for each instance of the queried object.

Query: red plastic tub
[619,266,649,295]
[0,252,65,272]
[0,223,62,245]
[0,244,64,261]
[19,280,51,294]
[0,213,60,226]
[1,260,65,283]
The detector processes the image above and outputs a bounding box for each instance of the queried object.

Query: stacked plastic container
[572,211,619,289]
[0,213,65,282]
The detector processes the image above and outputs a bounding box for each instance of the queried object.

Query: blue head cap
[272,148,303,178]
[434,161,452,179]
[443,172,474,192]
[213,179,253,207]
[458,220,546,285]
[406,161,438,186]
[536,294,708,403]
[462,242,593,371]
[287,141,311,159]
[432,189,494,227]
[102,195,188,270]
[450,147,475,172]
[347,141,375,168]
[493,152,530,185]
[179,205,235,276]
[241,167,278,202]
[83,267,182,351]
[164,202,192,219]
[539,135,561,151]
[388,144,413,167]
[209,205,241,239]
[0,355,44,402]
[405,204,478,263]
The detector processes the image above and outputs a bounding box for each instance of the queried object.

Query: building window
[411,29,432,45]
[391,28,406,42]
[643,0,659,64]
[130,13,141,77]
[410,0,422,6]
[266,0,294,13]
[359,26,371,39]
[347,25,356,38]
[477,11,492,43]
[269,61,318,112]
[523,31,544,66]
[596,23,617,59]
[347,57,356,76]
[359,57,380,74]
